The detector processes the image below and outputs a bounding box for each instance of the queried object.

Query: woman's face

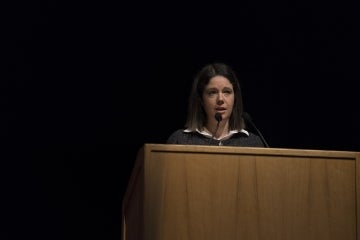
[202,76,234,124]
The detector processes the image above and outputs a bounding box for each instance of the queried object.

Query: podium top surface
[142,143,359,159]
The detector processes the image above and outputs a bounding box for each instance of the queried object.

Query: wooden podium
[122,144,360,240]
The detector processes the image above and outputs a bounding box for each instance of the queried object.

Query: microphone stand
[208,113,222,145]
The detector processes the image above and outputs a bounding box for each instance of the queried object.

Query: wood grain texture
[122,144,360,240]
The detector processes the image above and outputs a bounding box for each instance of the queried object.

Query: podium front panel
[123,144,359,240]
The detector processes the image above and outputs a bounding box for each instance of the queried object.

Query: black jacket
[166,129,265,147]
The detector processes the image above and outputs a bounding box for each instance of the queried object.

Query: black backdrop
[4,2,359,240]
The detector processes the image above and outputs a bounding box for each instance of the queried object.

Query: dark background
[4,1,359,240]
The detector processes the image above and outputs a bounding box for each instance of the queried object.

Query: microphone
[215,112,222,122]
[209,113,222,145]
[242,112,270,148]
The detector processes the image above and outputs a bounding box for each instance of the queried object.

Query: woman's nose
[217,93,224,103]
[217,92,223,99]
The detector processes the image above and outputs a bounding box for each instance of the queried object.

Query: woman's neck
[205,121,229,139]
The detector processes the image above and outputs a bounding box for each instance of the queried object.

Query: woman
[166,62,266,147]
